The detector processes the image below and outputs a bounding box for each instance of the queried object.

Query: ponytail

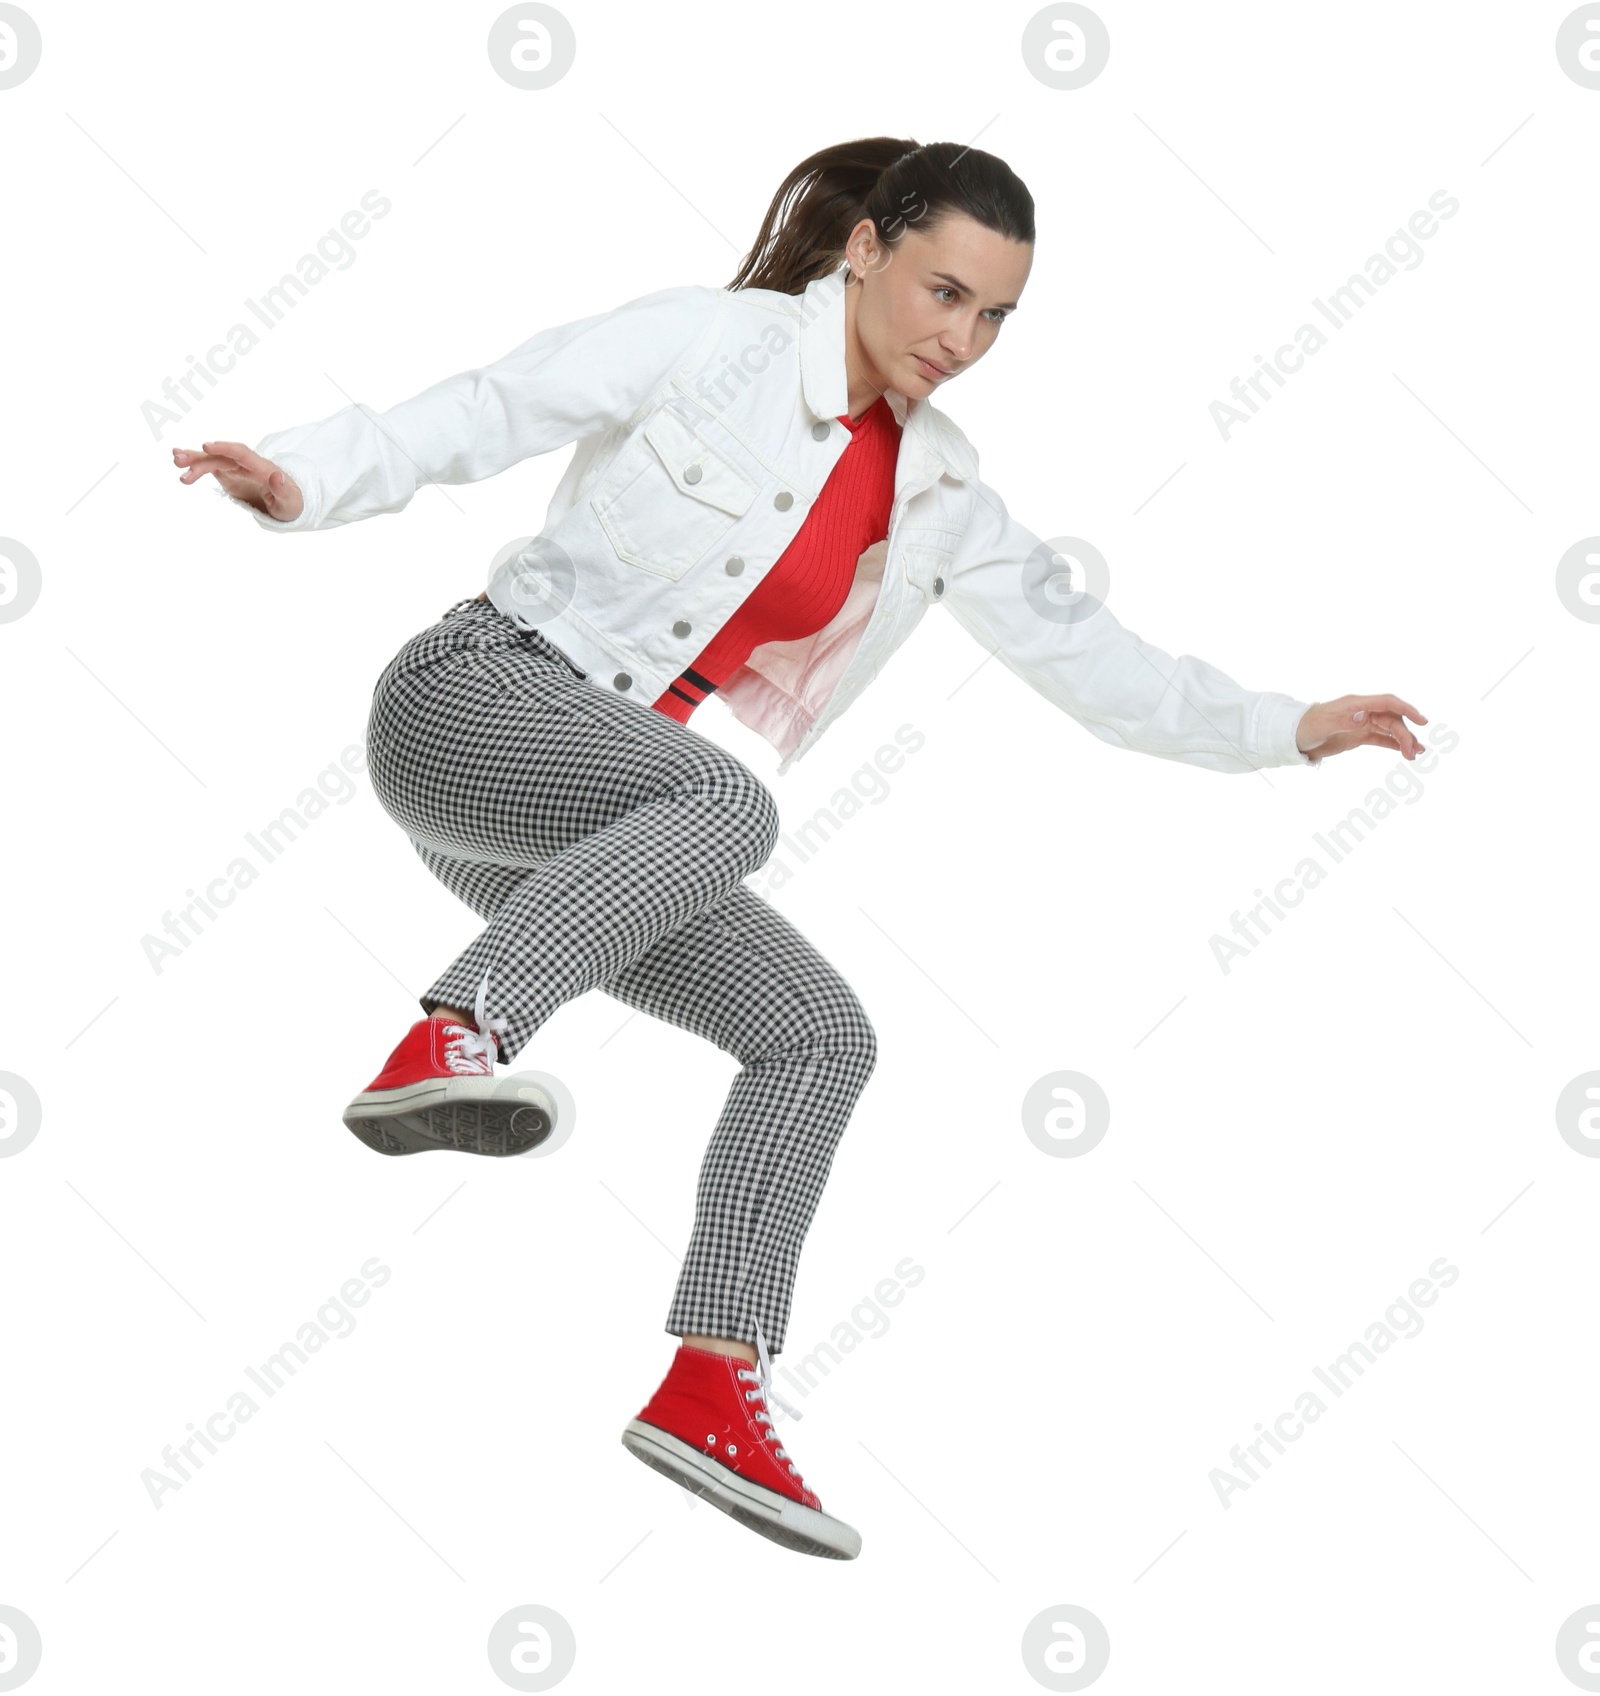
[727,137,1034,296]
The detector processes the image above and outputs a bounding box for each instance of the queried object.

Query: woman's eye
[935,286,1006,324]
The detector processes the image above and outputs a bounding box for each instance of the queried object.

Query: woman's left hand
[1295,695,1428,764]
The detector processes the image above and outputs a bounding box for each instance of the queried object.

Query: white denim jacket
[245,269,1313,776]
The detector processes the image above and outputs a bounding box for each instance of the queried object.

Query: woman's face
[843,210,1033,398]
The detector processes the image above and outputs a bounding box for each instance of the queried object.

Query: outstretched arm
[172,283,725,533]
[942,477,1426,772]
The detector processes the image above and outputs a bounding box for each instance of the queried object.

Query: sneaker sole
[342,1079,555,1158]
[620,1418,861,1560]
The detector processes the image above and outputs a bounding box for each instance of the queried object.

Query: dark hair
[726,137,1034,296]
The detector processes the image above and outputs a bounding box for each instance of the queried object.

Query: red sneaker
[621,1322,861,1559]
[342,980,554,1158]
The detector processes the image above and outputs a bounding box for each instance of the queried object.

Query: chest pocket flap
[901,537,957,601]
[643,408,757,518]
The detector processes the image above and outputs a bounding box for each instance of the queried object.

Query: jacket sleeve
[941,476,1315,773]
[236,283,725,533]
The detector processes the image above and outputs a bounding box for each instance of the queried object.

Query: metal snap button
[933,577,945,596]
[612,673,632,691]
[773,491,793,511]
[672,619,691,637]
[725,556,744,575]
[811,421,830,440]
[683,464,703,485]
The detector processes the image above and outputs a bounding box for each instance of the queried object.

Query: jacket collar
[795,270,977,482]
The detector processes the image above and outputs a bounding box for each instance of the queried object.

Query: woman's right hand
[172,440,304,522]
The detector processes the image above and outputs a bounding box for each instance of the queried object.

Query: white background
[2,1,1595,1690]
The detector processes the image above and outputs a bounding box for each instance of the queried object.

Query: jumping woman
[173,137,1427,1561]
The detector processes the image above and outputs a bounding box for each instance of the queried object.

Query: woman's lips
[914,355,949,379]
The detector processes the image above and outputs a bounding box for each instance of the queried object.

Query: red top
[652,394,902,722]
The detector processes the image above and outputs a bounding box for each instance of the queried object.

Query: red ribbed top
[652,394,901,722]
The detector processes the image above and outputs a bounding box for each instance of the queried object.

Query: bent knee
[854,1015,879,1079]
[699,756,780,867]
[751,976,877,1074]
[829,991,878,1078]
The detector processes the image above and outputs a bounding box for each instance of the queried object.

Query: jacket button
[811,422,830,440]
[673,619,691,637]
[725,556,744,575]
[774,491,794,511]
[933,577,945,596]
[612,672,632,691]
[683,464,703,485]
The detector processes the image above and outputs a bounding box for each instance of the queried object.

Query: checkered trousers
[363,596,878,1355]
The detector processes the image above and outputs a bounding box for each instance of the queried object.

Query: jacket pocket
[900,540,956,603]
[591,403,758,581]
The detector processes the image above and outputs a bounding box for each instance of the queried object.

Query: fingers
[172,446,243,478]
[1371,692,1427,724]
[1354,692,1427,724]
[174,456,233,483]
[173,443,277,501]
[172,443,245,464]
[171,441,269,477]
[1347,694,1428,756]
[198,439,263,465]
[1367,712,1424,758]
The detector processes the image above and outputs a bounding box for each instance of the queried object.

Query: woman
[173,137,1426,1562]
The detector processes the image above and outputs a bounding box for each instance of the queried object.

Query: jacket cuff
[1258,693,1315,767]
[233,449,322,532]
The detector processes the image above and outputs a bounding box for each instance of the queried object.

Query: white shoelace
[441,972,511,1075]
[738,1317,808,1481]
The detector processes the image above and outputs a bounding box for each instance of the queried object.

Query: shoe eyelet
[726,1443,738,1457]
[705,1433,716,1445]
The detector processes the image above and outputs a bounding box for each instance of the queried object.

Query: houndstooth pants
[364,596,878,1355]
